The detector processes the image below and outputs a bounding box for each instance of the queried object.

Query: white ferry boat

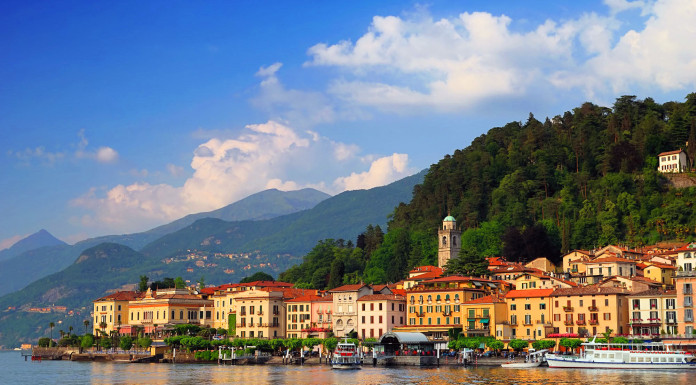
[546,338,696,369]
[331,339,361,370]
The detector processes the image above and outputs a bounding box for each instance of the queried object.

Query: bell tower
[438,214,461,268]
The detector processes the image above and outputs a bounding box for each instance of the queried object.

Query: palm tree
[84,320,90,335]
[49,322,55,341]
[59,330,65,339]
[68,326,73,336]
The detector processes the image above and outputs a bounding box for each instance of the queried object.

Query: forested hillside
[282,94,696,287]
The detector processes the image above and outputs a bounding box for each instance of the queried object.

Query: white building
[658,149,687,173]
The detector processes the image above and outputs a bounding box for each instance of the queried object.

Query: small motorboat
[501,349,547,368]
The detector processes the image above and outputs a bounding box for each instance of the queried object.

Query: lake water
[2,351,695,384]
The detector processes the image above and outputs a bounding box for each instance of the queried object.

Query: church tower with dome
[438,214,461,268]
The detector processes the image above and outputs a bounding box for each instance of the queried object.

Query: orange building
[550,286,629,337]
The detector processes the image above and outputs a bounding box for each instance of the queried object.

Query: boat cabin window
[630,357,636,362]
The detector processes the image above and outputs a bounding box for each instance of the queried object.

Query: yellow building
[232,289,287,339]
[286,294,323,339]
[627,289,678,336]
[208,281,294,330]
[562,250,591,274]
[92,291,142,335]
[550,286,630,337]
[499,289,554,341]
[126,288,214,335]
[399,276,503,341]
[584,255,637,279]
[460,294,506,338]
[641,263,676,287]
[525,258,558,274]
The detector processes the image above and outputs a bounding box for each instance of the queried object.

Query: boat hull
[546,358,696,370]
[331,363,362,370]
[501,362,542,368]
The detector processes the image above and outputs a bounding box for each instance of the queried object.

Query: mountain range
[0,170,425,347]
[0,188,330,297]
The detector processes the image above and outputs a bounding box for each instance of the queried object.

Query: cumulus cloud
[333,153,413,191]
[75,129,119,163]
[72,121,411,232]
[305,1,696,110]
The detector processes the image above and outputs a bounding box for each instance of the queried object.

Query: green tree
[531,340,556,350]
[138,275,149,292]
[120,335,133,351]
[48,322,55,341]
[198,276,206,290]
[240,271,275,283]
[508,339,529,352]
[323,337,338,352]
[138,337,153,349]
[81,334,94,350]
[174,276,186,289]
[83,320,90,334]
[445,249,489,276]
[487,340,504,353]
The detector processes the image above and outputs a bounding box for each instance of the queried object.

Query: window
[510,304,517,310]
[539,303,546,310]
[604,313,611,320]
[524,304,531,310]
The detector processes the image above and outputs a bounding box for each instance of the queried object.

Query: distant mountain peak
[0,229,66,262]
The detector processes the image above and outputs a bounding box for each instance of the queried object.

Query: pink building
[357,294,406,340]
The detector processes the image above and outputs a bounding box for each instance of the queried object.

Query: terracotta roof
[644,263,677,270]
[505,289,554,298]
[630,288,677,297]
[285,294,325,303]
[515,271,578,287]
[586,256,635,264]
[357,294,405,301]
[658,149,684,156]
[463,294,506,304]
[390,288,407,296]
[552,285,628,296]
[407,271,443,280]
[329,284,369,292]
[94,291,143,302]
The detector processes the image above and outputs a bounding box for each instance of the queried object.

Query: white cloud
[333,153,413,191]
[75,130,120,164]
[166,163,185,177]
[71,121,415,233]
[305,2,696,111]
[72,121,411,233]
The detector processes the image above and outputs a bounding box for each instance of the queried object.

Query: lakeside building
[460,294,506,338]
[357,294,406,340]
[511,271,576,290]
[232,288,289,339]
[627,289,678,336]
[398,275,506,341]
[208,281,294,330]
[499,289,554,341]
[124,287,214,336]
[329,284,377,338]
[550,286,630,337]
[675,243,696,334]
[92,291,143,335]
[562,250,592,274]
[286,293,329,339]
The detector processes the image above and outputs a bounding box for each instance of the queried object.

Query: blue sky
[2,0,695,247]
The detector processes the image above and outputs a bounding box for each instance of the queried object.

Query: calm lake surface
[2,351,695,385]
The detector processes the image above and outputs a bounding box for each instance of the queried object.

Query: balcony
[676,270,696,278]
[564,320,574,326]
[589,319,599,325]
[416,311,425,317]
[442,311,452,316]
[588,306,599,312]
[576,319,586,325]
[535,320,551,326]
[630,318,643,323]
[257,311,263,315]
[563,306,573,312]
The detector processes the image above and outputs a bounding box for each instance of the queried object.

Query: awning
[467,318,475,322]
[473,282,482,287]
[480,319,490,324]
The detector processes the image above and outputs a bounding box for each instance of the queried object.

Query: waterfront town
[89,211,696,355]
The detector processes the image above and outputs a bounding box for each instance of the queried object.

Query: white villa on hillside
[658,149,687,173]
